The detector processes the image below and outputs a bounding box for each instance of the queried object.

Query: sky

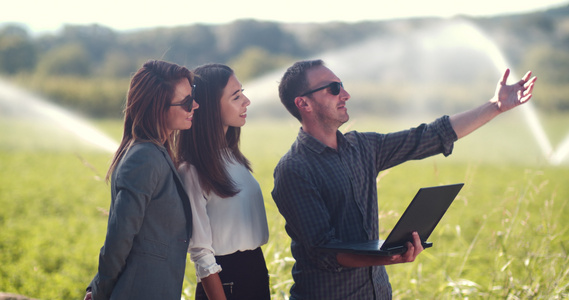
[2,0,569,35]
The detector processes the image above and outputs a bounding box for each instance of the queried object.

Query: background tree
[0,25,37,74]
[229,47,295,81]
[522,45,569,111]
[36,43,91,76]
[1,4,568,118]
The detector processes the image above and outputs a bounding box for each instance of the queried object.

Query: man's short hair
[278,59,324,122]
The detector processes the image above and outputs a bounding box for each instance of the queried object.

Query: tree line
[1,4,568,118]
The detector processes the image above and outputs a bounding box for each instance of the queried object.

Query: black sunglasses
[300,81,343,97]
[169,85,196,112]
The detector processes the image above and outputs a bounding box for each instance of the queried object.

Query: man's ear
[295,96,311,112]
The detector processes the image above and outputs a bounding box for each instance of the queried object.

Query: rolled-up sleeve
[369,115,458,171]
[433,115,458,156]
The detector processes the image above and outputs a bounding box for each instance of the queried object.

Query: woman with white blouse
[177,63,270,300]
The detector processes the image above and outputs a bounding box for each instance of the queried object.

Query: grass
[0,114,568,299]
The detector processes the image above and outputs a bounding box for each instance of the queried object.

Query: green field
[1,113,568,299]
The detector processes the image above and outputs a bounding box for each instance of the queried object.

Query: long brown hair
[106,60,194,182]
[177,63,250,198]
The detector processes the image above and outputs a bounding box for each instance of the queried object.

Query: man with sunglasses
[271,59,536,299]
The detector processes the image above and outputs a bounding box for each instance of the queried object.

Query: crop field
[1,113,568,299]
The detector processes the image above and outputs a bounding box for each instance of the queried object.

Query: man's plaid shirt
[272,116,457,299]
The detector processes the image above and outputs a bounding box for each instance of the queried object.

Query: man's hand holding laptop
[336,232,425,267]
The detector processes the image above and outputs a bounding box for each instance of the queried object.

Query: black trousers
[195,247,271,300]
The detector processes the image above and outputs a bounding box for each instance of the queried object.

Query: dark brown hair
[278,59,324,121]
[106,59,193,181]
[177,63,251,198]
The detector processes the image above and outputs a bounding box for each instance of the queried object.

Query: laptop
[317,183,464,256]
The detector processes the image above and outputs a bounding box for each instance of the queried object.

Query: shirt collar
[297,127,351,154]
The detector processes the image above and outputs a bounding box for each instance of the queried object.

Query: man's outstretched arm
[450,69,536,139]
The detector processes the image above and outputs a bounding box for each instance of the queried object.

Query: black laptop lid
[381,183,464,249]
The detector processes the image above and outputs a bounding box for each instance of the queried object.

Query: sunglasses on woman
[300,81,343,97]
[170,85,196,112]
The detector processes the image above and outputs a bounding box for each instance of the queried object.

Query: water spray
[453,20,568,165]
[0,79,119,153]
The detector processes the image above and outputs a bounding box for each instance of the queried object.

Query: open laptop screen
[317,183,464,256]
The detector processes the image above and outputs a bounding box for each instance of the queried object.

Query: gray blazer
[89,142,192,300]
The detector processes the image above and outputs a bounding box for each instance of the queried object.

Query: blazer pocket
[140,238,169,260]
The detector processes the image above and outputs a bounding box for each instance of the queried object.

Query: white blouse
[178,157,269,281]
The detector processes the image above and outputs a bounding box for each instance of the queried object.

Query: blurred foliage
[229,47,295,81]
[13,73,129,118]
[36,43,91,76]
[1,5,568,117]
[521,45,569,110]
[0,25,37,74]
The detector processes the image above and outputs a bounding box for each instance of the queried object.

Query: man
[271,59,536,299]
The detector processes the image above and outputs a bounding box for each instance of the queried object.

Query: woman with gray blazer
[85,60,199,300]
